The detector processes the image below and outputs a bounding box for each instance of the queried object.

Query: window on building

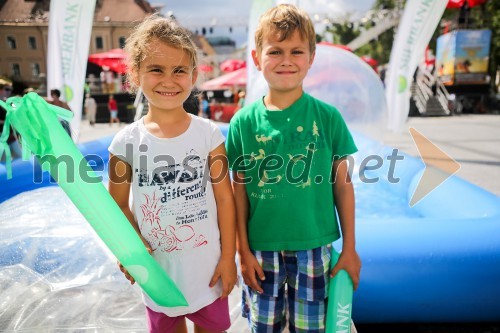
[28,36,37,50]
[31,63,40,77]
[7,36,16,49]
[119,36,126,49]
[95,36,103,50]
[12,64,21,77]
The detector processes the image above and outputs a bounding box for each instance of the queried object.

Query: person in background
[226,4,361,332]
[235,90,245,112]
[101,66,115,94]
[48,88,72,137]
[0,77,22,159]
[198,93,210,119]
[23,87,36,95]
[107,94,120,125]
[108,14,236,333]
[84,93,97,126]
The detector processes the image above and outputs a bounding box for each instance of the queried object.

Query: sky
[152,0,376,47]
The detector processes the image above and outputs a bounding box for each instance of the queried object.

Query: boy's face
[252,29,314,95]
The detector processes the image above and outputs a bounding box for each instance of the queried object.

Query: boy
[226,4,361,332]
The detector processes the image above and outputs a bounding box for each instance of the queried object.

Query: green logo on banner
[398,76,407,93]
[64,84,74,102]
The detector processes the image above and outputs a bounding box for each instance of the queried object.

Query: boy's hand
[117,236,152,285]
[239,251,265,294]
[330,249,361,290]
[209,257,237,298]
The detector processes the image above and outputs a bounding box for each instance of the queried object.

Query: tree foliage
[322,0,399,65]
[320,0,499,80]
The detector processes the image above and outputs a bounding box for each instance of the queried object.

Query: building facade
[0,0,160,91]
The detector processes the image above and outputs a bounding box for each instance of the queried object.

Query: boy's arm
[232,171,265,293]
[108,153,151,284]
[207,144,237,298]
[331,157,361,290]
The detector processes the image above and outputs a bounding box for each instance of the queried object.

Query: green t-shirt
[226,93,357,251]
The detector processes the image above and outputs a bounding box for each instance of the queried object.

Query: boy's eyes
[267,50,305,55]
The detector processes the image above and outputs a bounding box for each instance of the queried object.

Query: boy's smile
[252,29,314,102]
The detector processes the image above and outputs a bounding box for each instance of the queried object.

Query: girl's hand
[117,236,152,285]
[209,257,237,298]
[329,249,361,290]
[118,261,136,284]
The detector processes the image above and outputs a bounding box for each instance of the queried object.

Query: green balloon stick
[326,248,354,333]
[0,93,187,307]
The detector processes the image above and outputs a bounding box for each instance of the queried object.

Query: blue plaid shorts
[241,245,332,333]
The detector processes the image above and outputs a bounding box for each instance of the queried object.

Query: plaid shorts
[242,245,332,333]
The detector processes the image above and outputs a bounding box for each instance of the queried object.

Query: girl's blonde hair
[124,14,198,93]
[254,4,316,56]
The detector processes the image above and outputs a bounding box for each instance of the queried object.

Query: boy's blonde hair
[124,14,198,93]
[254,4,316,56]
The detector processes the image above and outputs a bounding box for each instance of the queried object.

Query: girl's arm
[108,153,151,284]
[108,153,136,230]
[331,157,361,290]
[232,171,265,293]
[208,143,237,298]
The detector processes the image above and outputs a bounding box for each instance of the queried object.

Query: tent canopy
[447,0,487,8]
[201,67,246,90]
[88,48,127,74]
[220,59,246,73]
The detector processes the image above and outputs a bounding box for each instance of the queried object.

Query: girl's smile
[137,40,197,115]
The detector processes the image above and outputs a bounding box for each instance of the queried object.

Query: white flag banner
[385,0,447,132]
[246,0,275,104]
[47,0,96,141]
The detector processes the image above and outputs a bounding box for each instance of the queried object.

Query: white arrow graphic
[409,127,461,207]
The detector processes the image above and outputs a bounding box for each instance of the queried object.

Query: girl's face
[252,29,314,96]
[136,40,197,114]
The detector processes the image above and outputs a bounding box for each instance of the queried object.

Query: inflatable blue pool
[1,127,499,328]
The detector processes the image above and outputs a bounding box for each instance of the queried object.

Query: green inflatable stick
[0,93,188,307]
[326,248,354,333]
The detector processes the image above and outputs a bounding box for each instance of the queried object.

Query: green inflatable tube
[326,248,354,333]
[0,93,188,307]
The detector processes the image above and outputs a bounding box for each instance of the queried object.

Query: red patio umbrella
[220,59,246,72]
[447,0,487,8]
[360,55,378,68]
[88,48,127,74]
[201,67,246,90]
[198,64,214,73]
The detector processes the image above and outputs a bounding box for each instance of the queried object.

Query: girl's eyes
[173,68,187,74]
[147,68,188,75]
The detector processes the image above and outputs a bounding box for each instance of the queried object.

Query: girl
[108,15,236,333]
